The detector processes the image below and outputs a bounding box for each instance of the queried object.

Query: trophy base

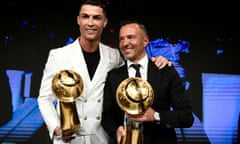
[62,135,76,140]
[62,126,80,139]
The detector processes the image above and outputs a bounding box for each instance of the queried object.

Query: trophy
[116,77,154,144]
[52,70,83,138]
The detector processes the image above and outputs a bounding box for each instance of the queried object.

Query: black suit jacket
[102,60,194,144]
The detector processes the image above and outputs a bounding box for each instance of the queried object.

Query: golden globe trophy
[116,77,154,144]
[52,70,84,138]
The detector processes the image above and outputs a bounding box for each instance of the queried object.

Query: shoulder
[159,64,178,75]
[100,43,124,66]
[159,65,182,82]
[49,40,78,55]
[108,64,126,75]
[105,64,127,85]
[100,43,119,52]
[109,64,125,72]
[149,61,178,76]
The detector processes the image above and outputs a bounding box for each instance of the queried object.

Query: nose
[87,18,94,26]
[120,39,130,49]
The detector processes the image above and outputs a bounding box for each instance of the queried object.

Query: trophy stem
[121,120,143,144]
[60,101,80,137]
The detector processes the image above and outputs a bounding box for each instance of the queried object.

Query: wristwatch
[153,112,160,121]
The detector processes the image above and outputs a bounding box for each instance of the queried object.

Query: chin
[124,55,132,60]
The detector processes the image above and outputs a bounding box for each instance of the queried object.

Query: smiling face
[77,4,107,42]
[119,23,149,63]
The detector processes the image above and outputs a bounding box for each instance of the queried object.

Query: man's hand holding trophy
[52,70,84,142]
[116,77,154,144]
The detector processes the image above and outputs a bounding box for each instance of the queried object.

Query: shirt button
[97,99,101,103]
[96,115,101,120]
[83,116,87,120]
[84,99,88,103]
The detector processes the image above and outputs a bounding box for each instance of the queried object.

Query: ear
[77,16,80,25]
[143,38,149,47]
[103,18,108,28]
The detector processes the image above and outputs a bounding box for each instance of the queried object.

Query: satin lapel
[83,44,111,98]
[108,64,128,88]
[119,64,129,81]
[66,40,91,93]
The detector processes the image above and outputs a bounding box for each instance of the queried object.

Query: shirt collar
[127,54,148,69]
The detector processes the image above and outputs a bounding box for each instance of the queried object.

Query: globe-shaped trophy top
[52,70,84,102]
[116,77,154,115]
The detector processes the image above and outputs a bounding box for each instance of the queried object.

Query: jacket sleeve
[101,70,124,143]
[158,66,194,128]
[37,49,61,139]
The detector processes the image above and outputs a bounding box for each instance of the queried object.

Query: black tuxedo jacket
[102,60,194,144]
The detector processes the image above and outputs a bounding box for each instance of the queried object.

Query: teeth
[87,29,94,32]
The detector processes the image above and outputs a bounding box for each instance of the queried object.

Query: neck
[130,52,147,63]
[79,38,100,52]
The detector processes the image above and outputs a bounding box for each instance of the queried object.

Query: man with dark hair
[102,20,194,144]
[38,1,171,144]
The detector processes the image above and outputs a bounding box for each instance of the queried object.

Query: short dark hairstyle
[79,0,107,17]
[119,20,149,38]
